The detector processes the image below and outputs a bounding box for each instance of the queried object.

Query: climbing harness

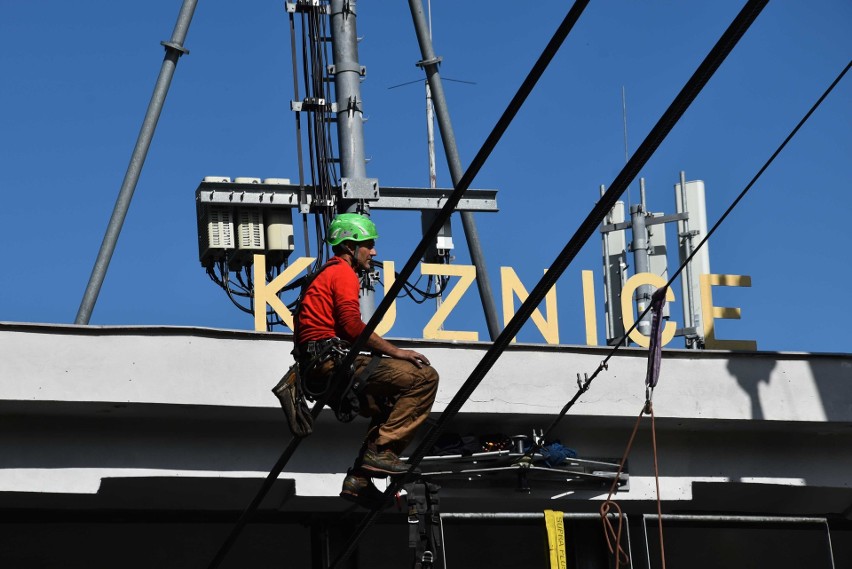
[404,480,443,569]
[298,337,352,399]
[280,258,383,425]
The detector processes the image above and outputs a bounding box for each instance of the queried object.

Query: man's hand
[392,348,430,369]
[367,332,431,368]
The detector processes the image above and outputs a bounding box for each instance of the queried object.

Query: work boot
[340,470,393,510]
[360,446,410,476]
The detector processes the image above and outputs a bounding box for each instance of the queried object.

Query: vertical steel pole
[630,198,652,337]
[329,0,376,318]
[75,0,198,324]
[408,0,502,340]
[678,170,700,347]
[330,0,367,190]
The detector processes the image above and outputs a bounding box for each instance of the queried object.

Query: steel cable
[206,2,590,567]
[328,2,767,566]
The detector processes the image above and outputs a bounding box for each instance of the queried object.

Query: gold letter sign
[253,255,315,331]
[699,274,757,351]
[421,263,478,341]
[501,267,559,344]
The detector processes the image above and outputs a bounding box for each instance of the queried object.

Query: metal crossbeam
[195,180,498,212]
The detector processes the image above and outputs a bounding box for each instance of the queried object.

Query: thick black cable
[328,2,767,566]
[539,55,852,444]
[207,3,590,567]
[206,400,329,569]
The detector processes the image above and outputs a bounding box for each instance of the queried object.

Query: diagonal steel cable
[538,55,852,445]
[207,1,590,566]
[329,1,769,567]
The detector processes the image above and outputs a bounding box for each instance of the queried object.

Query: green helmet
[326,213,379,246]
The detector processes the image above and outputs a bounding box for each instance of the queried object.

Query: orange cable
[649,402,667,569]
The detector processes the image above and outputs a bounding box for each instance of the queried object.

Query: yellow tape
[544,509,567,569]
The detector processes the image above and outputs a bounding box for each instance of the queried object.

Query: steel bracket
[285,1,330,14]
[416,56,443,68]
[290,98,338,113]
[327,63,367,77]
[340,177,379,200]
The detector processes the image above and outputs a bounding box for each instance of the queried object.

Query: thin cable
[600,406,642,568]
[328,3,765,566]
[650,403,667,569]
[288,11,312,258]
[539,55,851,445]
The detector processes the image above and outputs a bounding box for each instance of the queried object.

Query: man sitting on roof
[296,213,439,506]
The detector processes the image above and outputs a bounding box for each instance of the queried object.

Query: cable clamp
[416,56,443,68]
[346,95,363,117]
[577,372,588,390]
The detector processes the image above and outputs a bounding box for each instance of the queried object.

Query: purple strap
[645,287,668,389]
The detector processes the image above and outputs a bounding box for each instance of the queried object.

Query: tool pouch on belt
[271,363,313,438]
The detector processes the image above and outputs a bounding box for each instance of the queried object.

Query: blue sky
[1,1,849,353]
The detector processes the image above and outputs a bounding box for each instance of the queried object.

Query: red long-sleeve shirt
[296,256,366,344]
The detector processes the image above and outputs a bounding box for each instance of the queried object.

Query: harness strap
[404,481,442,569]
[299,338,351,401]
[351,354,382,395]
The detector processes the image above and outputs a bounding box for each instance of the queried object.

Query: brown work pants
[310,355,439,455]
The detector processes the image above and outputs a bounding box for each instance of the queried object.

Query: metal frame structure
[195,180,498,213]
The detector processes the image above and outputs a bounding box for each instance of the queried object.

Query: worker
[296,213,439,507]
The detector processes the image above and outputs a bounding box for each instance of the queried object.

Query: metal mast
[329,0,378,318]
[75,0,198,324]
[408,0,502,340]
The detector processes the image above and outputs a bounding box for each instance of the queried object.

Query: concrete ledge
[2,323,850,423]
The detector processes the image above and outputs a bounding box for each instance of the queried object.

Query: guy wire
[329,2,767,567]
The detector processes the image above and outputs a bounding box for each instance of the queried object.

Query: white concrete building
[1,321,850,567]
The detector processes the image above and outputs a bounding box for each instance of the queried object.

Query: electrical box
[265,208,294,251]
[236,207,265,249]
[421,212,454,264]
[198,204,235,268]
[262,178,295,266]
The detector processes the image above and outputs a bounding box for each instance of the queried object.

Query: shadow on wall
[726,356,776,420]
[810,357,852,422]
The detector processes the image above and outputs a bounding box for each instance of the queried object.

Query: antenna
[385,7,477,312]
[622,85,632,208]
